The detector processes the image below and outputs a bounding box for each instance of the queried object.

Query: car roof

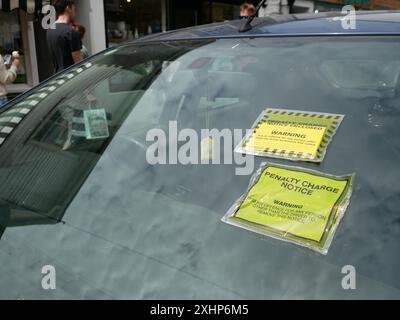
[135,11,400,43]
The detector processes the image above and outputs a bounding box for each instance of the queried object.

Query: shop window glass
[0,10,27,84]
[203,2,240,23]
[105,0,162,46]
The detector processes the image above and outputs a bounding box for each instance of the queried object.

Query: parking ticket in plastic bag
[222,162,354,255]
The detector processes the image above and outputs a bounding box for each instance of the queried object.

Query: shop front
[2,0,400,99]
[0,0,45,97]
[94,0,400,50]
[0,0,106,97]
[104,0,251,46]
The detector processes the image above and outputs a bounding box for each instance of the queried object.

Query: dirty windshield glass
[0,37,399,299]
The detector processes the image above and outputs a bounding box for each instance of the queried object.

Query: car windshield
[0,36,399,299]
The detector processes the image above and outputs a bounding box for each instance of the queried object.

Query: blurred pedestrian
[47,0,82,73]
[240,2,256,19]
[73,24,90,59]
[0,51,20,109]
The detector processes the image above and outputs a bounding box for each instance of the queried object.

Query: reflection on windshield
[0,41,213,240]
[0,37,399,298]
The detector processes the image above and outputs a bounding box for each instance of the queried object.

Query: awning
[0,0,48,14]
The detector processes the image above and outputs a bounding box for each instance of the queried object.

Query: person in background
[0,51,20,109]
[73,24,90,59]
[47,0,82,74]
[240,2,256,19]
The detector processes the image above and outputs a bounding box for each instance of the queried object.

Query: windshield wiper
[239,0,269,33]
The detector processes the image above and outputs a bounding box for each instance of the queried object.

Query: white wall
[75,0,106,54]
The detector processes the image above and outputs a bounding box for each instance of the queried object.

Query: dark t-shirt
[47,23,82,73]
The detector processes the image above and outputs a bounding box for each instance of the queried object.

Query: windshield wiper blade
[239,0,269,33]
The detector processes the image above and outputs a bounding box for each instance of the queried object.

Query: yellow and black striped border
[238,108,344,163]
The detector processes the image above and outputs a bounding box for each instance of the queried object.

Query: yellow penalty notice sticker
[236,108,344,162]
[222,163,354,255]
